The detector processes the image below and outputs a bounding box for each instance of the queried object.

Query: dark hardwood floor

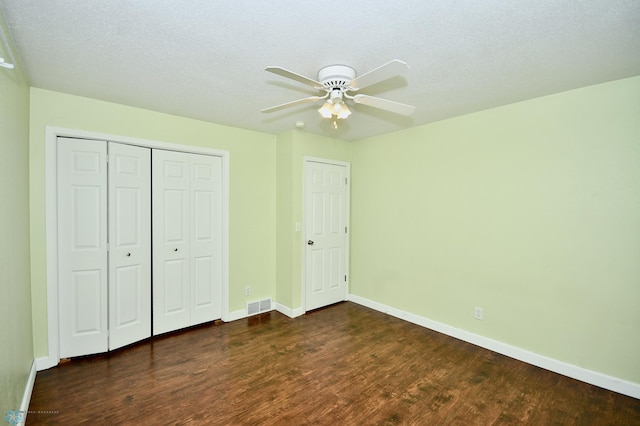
[28,302,640,425]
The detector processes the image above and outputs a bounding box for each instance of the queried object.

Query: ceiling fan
[261,59,415,125]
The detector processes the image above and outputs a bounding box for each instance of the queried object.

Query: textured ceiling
[1,0,639,141]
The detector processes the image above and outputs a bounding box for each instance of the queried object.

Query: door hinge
[344,275,347,282]
[106,243,110,251]
[345,226,347,234]
[345,177,348,185]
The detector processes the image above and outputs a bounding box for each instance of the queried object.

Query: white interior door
[152,150,191,334]
[58,137,109,357]
[304,160,349,311]
[108,142,151,350]
[190,154,223,325]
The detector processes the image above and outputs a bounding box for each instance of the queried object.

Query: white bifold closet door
[58,138,151,358]
[152,150,222,335]
[107,142,152,350]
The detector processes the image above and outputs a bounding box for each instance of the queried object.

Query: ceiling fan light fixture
[335,102,351,119]
[318,99,351,120]
[318,101,333,118]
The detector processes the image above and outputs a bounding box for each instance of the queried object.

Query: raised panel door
[152,150,191,334]
[108,142,151,350]
[190,154,222,324]
[304,161,349,311]
[58,137,108,357]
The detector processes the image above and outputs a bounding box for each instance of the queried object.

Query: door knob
[174,248,178,252]
[307,240,314,245]
[126,252,131,257]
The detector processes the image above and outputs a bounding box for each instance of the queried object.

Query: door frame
[41,126,230,370]
[302,156,350,313]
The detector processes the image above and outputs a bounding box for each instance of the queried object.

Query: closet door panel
[58,137,108,357]
[108,142,151,350]
[152,150,191,334]
[190,154,223,324]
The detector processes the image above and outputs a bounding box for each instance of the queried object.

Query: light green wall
[0,11,33,416]
[29,88,276,358]
[275,130,350,310]
[275,131,295,308]
[350,76,640,384]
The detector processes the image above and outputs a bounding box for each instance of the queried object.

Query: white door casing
[58,138,109,357]
[108,143,152,350]
[304,159,350,311]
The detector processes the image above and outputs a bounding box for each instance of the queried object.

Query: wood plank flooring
[28,302,640,425]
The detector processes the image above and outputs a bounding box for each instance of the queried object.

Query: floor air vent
[247,298,272,316]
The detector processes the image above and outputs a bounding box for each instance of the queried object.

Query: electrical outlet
[474,307,483,320]
[245,286,251,296]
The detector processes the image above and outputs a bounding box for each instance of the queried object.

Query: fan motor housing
[317,65,356,89]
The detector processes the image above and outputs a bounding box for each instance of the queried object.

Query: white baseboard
[347,293,640,400]
[224,309,247,322]
[226,302,305,321]
[274,303,305,318]
[18,360,37,425]
[35,355,58,372]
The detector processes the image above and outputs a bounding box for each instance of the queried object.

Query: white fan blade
[265,66,324,89]
[261,96,325,113]
[353,94,416,116]
[349,59,410,91]
[0,57,15,69]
